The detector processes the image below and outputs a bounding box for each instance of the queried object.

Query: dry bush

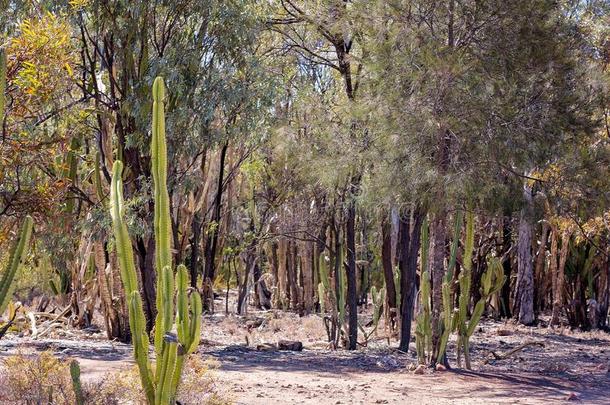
[84,356,228,405]
[0,353,227,405]
[0,351,76,404]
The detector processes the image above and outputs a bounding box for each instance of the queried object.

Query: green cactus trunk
[455,211,505,369]
[110,77,202,404]
[436,210,463,363]
[0,216,34,316]
[70,360,85,405]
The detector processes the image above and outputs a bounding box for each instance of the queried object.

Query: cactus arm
[128,291,155,404]
[0,216,33,314]
[187,290,202,353]
[109,161,139,296]
[447,210,463,281]
[152,77,172,274]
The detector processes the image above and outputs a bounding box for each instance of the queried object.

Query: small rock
[565,392,579,401]
[435,364,446,372]
[414,364,426,374]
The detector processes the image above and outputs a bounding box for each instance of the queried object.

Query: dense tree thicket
[1,0,609,373]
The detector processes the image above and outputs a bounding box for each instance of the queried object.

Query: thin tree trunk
[549,225,560,325]
[381,214,397,329]
[429,209,447,364]
[516,184,535,325]
[552,228,572,326]
[346,193,358,350]
[398,208,424,352]
[136,237,156,333]
[277,238,288,309]
[301,241,315,313]
[203,141,229,288]
[189,213,202,288]
[534,221,550,312]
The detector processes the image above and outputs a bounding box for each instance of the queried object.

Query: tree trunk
[429,208,447,364]
[276,238,288,309]
[381,214,397,329]
[534,221,550,312]
[288,241,300,311]
[189,212,202,288]
[300,241,315,313]
[346,194,358,350]
[549,225,559,325]
[516,184,535,325]
[398,208,424,352]
[552,228,572,326]
[203,141,229,290]
[136,237,157,332]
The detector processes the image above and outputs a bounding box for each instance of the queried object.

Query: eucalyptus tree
[270,0,370,350]
[74,0,271,326]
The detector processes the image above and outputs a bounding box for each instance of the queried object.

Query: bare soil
[1,294,609,404]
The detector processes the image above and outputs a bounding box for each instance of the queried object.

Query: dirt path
[1,315,610,404]
[206,347,609,404]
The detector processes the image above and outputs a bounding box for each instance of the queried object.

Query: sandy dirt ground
[1,295,609,404]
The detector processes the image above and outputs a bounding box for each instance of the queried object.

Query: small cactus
[0,216,34,316]
[70,360,85,405]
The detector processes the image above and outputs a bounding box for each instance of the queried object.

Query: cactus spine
[110,77,201,404]
[0,216,33,315]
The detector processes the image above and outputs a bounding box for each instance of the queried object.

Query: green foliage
[110,77,201,404]
[0,216,33,315]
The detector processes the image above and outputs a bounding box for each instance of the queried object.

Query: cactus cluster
[415,210,505,369]
[436,210,463,363]
[0,216,34,316]
[110,77,201,404]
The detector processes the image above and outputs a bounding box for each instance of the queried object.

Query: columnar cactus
[70,360,85,405]
[455,211,505,369]
[437,210,463,363]
[110,77,201,404]
[0,216,33,315]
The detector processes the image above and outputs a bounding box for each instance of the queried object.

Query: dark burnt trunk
[398,207,424,352]
[381,214,397,329]
[500,216,513,318]
[346,190,358,350]
[204,140,229,285]
[136,237,157,333]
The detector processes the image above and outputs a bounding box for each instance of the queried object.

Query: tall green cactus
[454,211,505,369]
[110,77,201,404]
[70,360,85,405]
[437,210,463,363]
[0,216,33,315]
